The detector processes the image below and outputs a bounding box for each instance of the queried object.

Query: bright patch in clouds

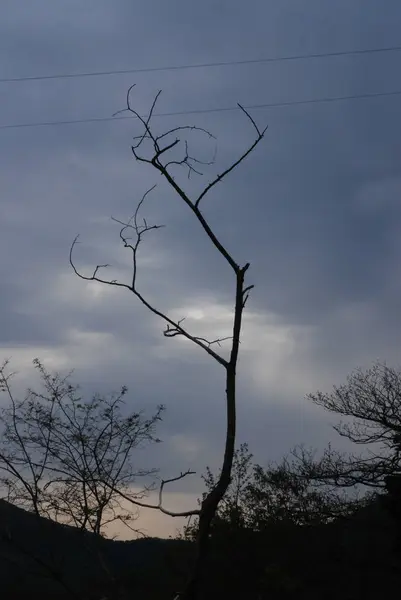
[187,309,205,321]
[166,295,316,399]
[54,272,114,307]
[0,329,118,374]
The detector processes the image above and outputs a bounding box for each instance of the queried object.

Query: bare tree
[0,358,163,536]
[292,362,401,489]
[70,85,266,599]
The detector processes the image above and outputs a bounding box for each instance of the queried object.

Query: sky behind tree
[1,0,400,537]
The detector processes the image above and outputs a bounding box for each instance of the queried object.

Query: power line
[1,88,400,131]
[1,44,401,84]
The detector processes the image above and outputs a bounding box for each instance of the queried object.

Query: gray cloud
[1,0,401,536]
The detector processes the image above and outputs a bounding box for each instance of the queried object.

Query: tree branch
[70,202,229,368]
[194,104,267,208]
[101,470,200,518]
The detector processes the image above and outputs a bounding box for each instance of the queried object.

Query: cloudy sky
[1,0,400,537]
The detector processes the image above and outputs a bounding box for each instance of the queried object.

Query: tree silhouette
[70,85,266,599]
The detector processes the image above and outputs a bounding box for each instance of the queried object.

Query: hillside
[1,497,401,599]
[0,499,191,599]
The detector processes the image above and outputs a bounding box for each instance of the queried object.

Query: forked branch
[101,469,199,518]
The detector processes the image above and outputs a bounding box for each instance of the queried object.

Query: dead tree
[70,85,266,599]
